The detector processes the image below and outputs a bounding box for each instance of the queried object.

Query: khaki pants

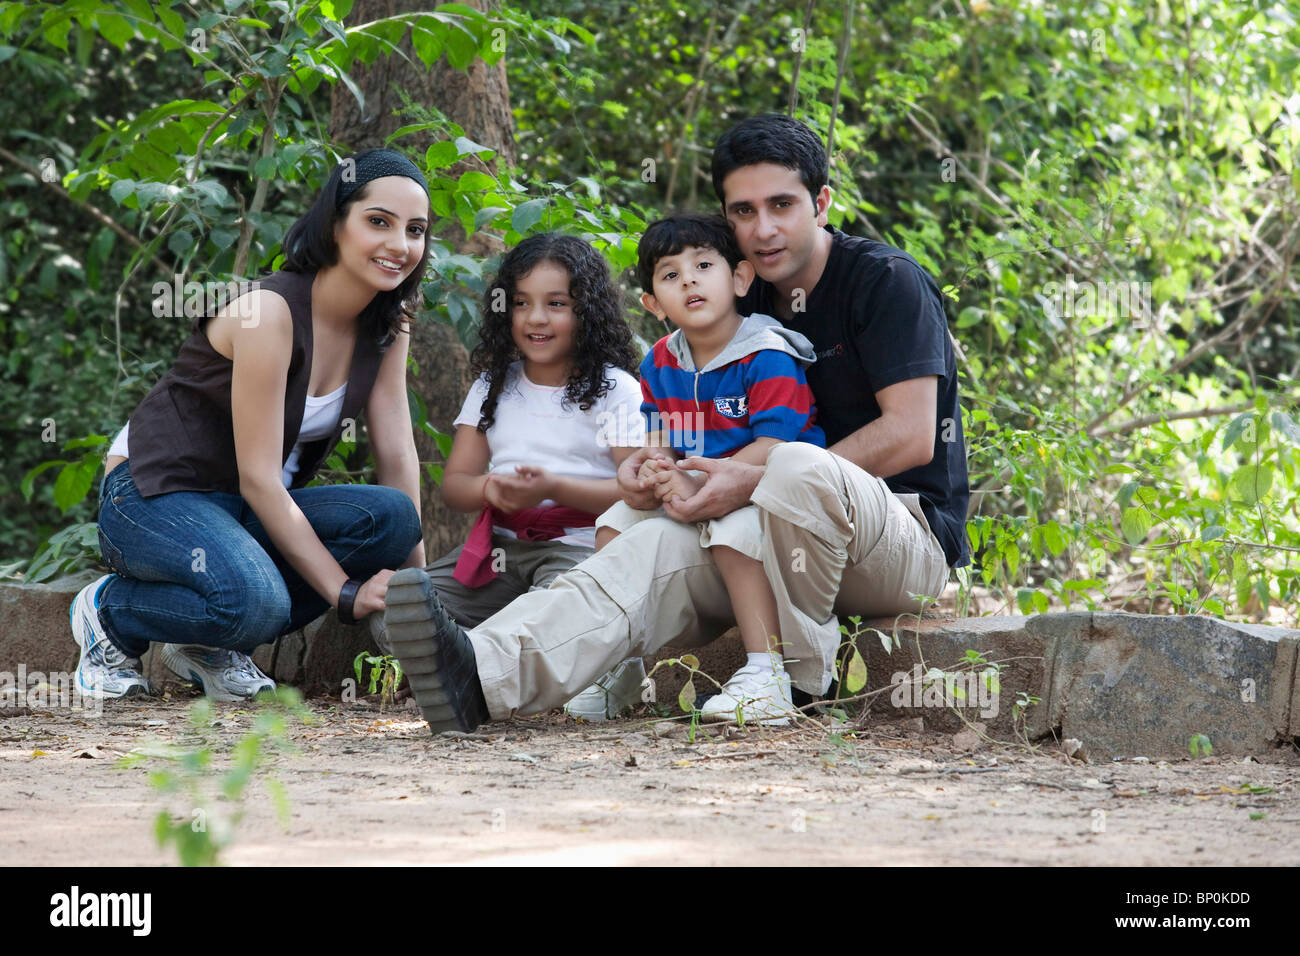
[468,443,950,718]
[370,535,592,649]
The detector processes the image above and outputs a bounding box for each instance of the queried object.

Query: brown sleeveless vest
[127,269,388,497]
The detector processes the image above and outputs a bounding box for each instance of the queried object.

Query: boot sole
[384,568,482,734]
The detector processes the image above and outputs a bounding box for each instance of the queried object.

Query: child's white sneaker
[700,662,794,726]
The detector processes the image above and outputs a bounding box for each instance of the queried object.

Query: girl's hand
[512,464,555,497]
[483,470,549,514]
[352,569,396,619]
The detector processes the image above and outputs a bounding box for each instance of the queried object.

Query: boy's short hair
[636,213,743,293]
[710,114,827,209]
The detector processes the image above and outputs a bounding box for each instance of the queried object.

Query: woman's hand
[352,569,396,619]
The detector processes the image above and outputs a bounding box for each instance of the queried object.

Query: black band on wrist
[337,578,363,625]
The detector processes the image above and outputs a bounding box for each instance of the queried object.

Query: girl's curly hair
[471,233,638,432]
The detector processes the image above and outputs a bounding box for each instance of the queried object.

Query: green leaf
[456,170,495,191]
[1270,411,1300,446]
[1231,464,1273,506]
[1042,521,1066,557]
[53,463,96,514]
[21,459,66,501]
[875,628,894,654]
[1032,590,1049,614]
[1200,524,1226,542]
[1121,507,1151,545]
[1117,481,1139,509]
[109,179,136,204]
[426,141,459,170]
[677,678,696,712]
[511,198,548,234]
[844,648,867,694]
[1222,412,1255,451]
[454,135,494,158]
[679,654,699,670]
[96,12,136,50]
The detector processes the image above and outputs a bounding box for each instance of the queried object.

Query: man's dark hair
[636,213,744,292]
[710,114,827,209]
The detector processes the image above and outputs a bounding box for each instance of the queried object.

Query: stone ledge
[5,576,1299,757]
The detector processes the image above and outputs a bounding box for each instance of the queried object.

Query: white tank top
[107,381,348,489]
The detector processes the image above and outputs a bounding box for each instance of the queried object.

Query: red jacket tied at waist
[452,505,598,588]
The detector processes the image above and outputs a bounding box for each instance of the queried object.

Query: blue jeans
[95,463,422,659]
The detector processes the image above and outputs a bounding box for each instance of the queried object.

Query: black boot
[383,568,489,734]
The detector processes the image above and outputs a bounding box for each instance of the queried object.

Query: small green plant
[353,651,404,711]
[117,687,309,866]
[1011,691,1042,749]
[1189,733,1214,758]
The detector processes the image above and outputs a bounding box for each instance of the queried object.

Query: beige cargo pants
[467,443,950,718]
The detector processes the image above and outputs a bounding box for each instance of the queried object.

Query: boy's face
[640,245,754,334]
[720,162,830,289]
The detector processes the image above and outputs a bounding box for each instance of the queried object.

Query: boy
[595,213,825,724]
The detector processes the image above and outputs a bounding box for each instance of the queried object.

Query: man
[381,114,970,733]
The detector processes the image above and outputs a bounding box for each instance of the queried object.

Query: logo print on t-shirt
[714,395,748,419]
[816,343,845,360]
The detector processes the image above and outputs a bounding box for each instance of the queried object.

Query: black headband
[336,150,429,205]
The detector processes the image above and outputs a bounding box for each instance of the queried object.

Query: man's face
[720,162,829,289]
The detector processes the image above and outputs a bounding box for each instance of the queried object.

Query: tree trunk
[329,0,517,562]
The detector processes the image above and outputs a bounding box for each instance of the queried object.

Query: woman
[71,149,429,701]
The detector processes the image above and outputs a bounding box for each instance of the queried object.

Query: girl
[371,234,646,719]
[72,148,428,701]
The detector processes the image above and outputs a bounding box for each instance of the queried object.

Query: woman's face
[333,175,430,292]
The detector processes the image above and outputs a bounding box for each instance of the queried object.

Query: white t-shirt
[107,381,347,490]
[455,362,644,548]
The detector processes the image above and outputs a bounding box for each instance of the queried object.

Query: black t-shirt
[738,228,970,567]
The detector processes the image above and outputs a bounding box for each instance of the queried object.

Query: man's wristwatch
[337,578,363,625]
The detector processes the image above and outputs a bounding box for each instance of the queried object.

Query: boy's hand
[652,467,703,506]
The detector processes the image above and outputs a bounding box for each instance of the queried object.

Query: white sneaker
[564,658,646,721]
[161,644,276,701]
[699,661,794,726]
[71,574,152,699]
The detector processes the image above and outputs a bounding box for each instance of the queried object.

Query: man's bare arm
[827,376,938,477]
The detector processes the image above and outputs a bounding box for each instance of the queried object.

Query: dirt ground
[4,685,1299,868]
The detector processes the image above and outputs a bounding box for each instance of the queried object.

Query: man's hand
[651,466,703,506]
[617,447,669,510]
[661,456,764,523]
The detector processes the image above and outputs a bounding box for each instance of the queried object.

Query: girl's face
[333,175,429,293]
[511,259,577,385]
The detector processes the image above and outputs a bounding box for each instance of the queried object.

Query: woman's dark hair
[471,233,637,432]
[710,114,828,210]
[636,213,743,293]
[281,149,431,345]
